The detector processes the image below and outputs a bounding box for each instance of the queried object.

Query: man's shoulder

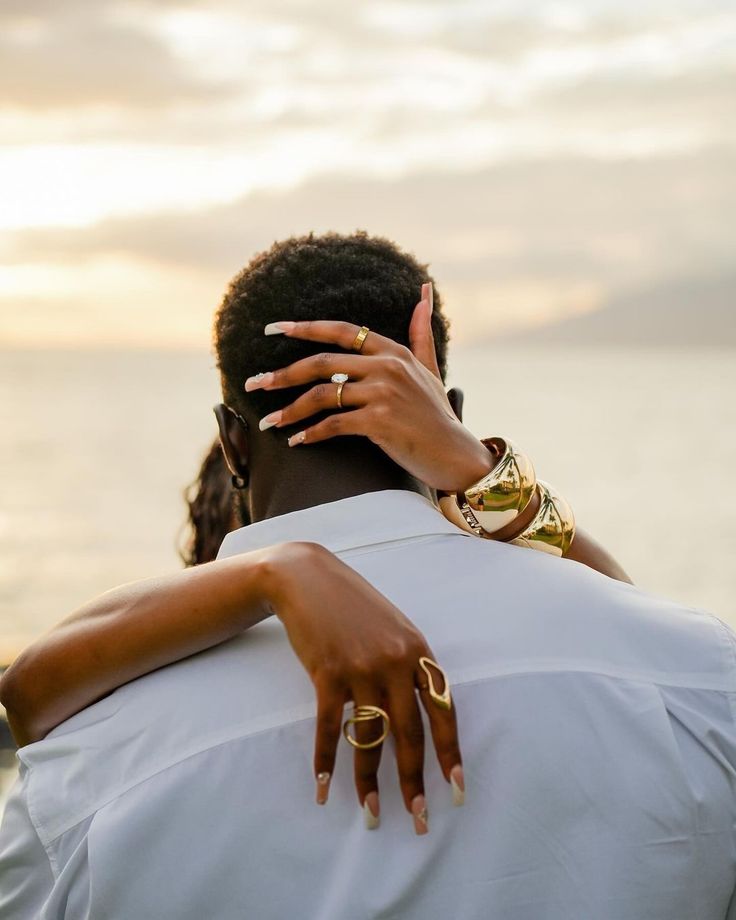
[356,530,736,695]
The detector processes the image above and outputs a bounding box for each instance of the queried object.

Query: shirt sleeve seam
[708,613,736,730]
[22,768,60,880]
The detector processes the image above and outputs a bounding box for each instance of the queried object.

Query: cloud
[1,1,734,346]
[2,0,734,149]
[0,5,233,110]
[6,146,734,285]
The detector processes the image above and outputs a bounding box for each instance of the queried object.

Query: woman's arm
[0,550,275,746]
[0,541,461,828]
[246,299,633,585]
[564,527,632,583]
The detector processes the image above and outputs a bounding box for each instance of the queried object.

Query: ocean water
[0,343,735,812]
[1,344,734,652]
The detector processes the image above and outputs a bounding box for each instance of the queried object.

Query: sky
[0,0,734,347]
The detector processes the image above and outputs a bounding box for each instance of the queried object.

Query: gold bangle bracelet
[459,438,536,536]
[510,480,576,557]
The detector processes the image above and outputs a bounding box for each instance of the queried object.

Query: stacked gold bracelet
[511,480,575,557]
[439,438,576,558]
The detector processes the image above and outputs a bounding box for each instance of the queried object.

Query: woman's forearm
[0,549,283,747]
[462,475,633,585]
[564,527,633,584]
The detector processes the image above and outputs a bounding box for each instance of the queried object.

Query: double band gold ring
[343,704,390,750]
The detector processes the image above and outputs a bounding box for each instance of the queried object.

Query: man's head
[215,231,449,420]
[213,231,451,519]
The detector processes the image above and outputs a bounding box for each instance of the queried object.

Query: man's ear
[447,387,464,422]
[213,404,250,487]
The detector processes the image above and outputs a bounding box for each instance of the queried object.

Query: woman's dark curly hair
[179,438,249,567]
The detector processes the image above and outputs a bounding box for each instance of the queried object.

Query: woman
[0,289,630,821]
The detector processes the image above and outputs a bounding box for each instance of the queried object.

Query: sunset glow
[1,1,734,346]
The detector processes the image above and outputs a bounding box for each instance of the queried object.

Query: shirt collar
[216,489,470,559]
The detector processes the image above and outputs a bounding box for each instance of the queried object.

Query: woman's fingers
[414,656,464,807]
[245,352,371,392]
[385,677,429,835]
[349,682,386,830]
[258,381,371,431]
[286,408,370,447]
[409,285,442,379]
[313,677,345,806]
[264,320,404,357]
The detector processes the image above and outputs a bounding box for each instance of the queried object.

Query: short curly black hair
[214,231,450,420]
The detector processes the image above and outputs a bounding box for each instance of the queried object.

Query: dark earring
[214,403,250,489]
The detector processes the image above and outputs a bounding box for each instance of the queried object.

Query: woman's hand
[1,539,464,831]
[246,284,493,493]
[260,541,464,834]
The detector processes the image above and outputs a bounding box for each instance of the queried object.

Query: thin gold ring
[330,372,349,408]
[418,657,452,711]
[351,326,370,352]
[343,704,390,750]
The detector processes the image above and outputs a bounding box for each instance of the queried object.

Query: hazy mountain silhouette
[500,275,736,347]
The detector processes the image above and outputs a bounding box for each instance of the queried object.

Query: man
[1,232,736,918]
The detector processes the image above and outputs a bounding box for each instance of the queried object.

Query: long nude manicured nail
[244,372,274,392]
[288,431,306,447]
[264,322,296,335]
[427,282,434,314]
[363,791,380,830]
[450,764,465,807]
[411,794,428,835]
[258,410,282,431]
[316,772,331,805]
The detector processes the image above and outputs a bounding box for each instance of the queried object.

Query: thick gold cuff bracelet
[510,480,576,557]
[458,438,537,536]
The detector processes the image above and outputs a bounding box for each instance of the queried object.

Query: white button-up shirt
[2,490,736,919]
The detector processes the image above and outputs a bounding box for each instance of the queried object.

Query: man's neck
[247,437,432,522]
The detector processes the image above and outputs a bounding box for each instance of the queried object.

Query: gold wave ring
[418,657,452,711]
[342,704,390,750]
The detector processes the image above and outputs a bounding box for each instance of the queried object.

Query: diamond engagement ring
[331,372,349,408]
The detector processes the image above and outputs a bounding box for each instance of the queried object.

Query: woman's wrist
[440,436,576,557]
[450,429,497,494]
[257,541,333,624]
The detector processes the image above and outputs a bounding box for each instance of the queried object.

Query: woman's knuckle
[390,356,409,376]
[374,380,393,401]
[318,660,342,684]
[397,721,424,747]
[325,415,342,435]
[350,659,374,681]
[382,639,413,668]
[372,402,390,423]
